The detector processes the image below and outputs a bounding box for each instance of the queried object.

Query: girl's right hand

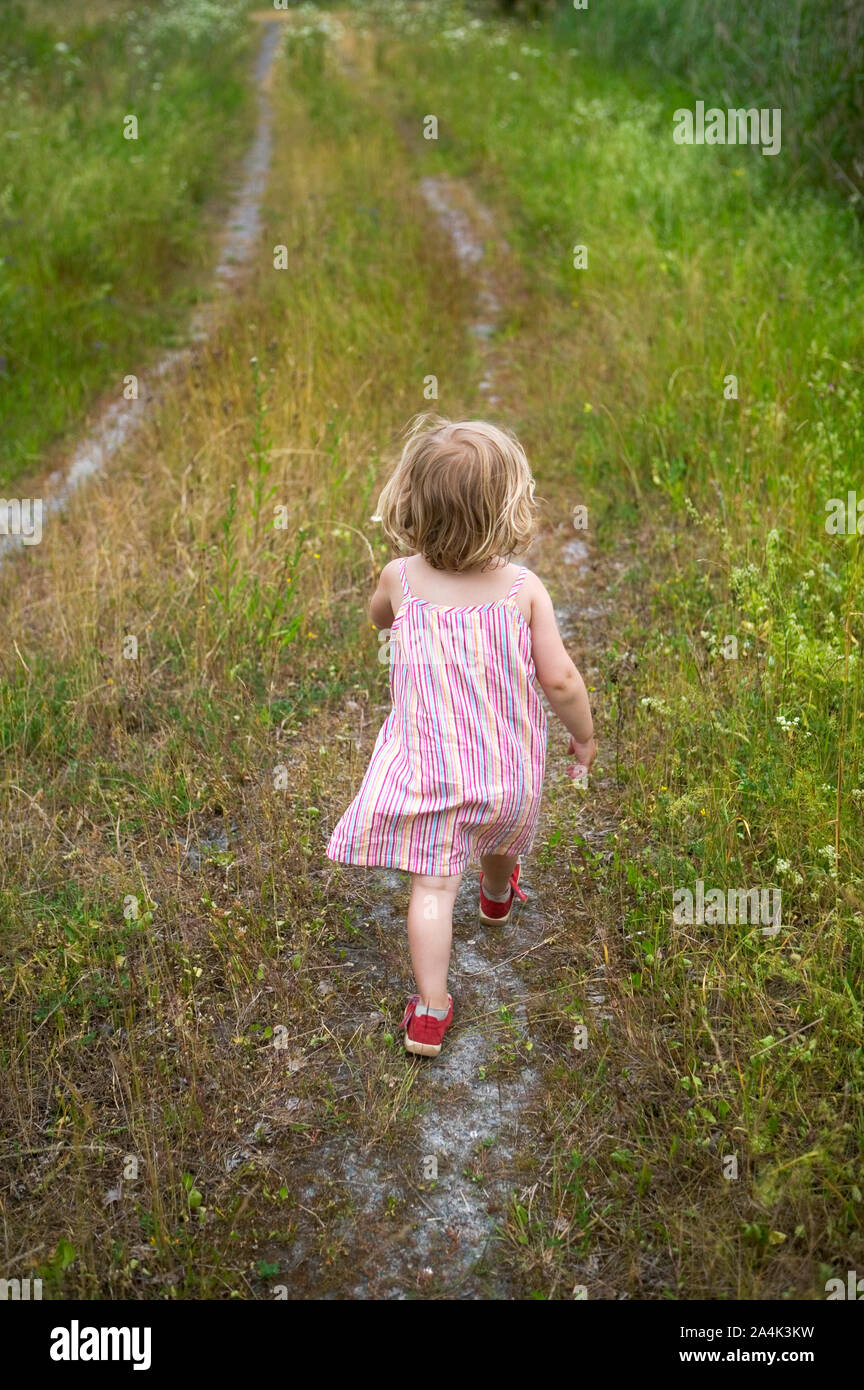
[567,734,596,780]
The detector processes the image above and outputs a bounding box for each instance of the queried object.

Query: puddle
[0,21,284,558]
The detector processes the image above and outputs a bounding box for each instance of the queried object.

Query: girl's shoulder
[382,554,419,609]
[513,566,560,628]
[381,555,411,586]
[512,562,543,592]
[511,562,541,620]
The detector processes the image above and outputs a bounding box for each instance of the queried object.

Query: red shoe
[400,994,453,1057]
[479,863,526,924]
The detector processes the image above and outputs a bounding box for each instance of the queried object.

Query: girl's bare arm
[527,576,596,769]
[369,560,398,629]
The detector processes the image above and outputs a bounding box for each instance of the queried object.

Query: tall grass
[0,0,254,485]
[503,0,864,204]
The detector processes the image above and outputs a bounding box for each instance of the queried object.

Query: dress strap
[505,565,528,601]
[398,557,411,599]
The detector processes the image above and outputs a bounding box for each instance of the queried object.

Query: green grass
[0,0,255,485]
[545,0,864,202]
[0,0,861,1299]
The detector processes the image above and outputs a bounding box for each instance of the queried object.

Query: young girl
[326,416,596,1057]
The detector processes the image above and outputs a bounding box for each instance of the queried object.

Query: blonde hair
[375,415,537,572]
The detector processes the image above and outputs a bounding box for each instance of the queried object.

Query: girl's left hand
[567,734,596,780]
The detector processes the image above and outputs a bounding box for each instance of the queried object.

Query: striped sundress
[326,557,547,877]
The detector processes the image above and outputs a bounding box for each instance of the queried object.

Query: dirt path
[279,162,617,1299]
[356,178,544,1297]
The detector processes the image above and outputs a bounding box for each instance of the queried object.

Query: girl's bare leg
[480,851,518,897]
[407,872,463,1010]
